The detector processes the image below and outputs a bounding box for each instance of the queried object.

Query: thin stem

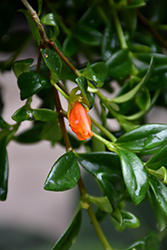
[109,0,127,49]
[49,41,80,76]
[93,132,117,153]
[136,10,167,50]
[90,116,117,142]
[78,178,114,250]
[52,81,69,101]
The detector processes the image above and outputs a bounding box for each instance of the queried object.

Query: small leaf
[75,76,95,109]
[0,136,9,201]
[125,0,146,8]
[32,109,58,121]
[63,35,78,57]
[149,175,167,216]
[13,58,34,78]
[121,210,140,229]
[136,87,151,111]
[37,0,43,16]
[52,208,82,250]
[88,195,113,213]
[19,9,41,44]
[116,124,167,153]
[117,148,148,204]
[41,48,62,78]
[44,152,80,191]
[41,13,59,38]
[111,57,154,103]
[18,72,49,100]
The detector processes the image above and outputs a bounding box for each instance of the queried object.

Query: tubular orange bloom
[68,101,93,141]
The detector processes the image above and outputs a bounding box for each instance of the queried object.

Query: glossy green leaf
[149,175,167,216]
[19,9,41,45]
[134,53,167,65]
[0,136,8,201]
[52,208,82,250]
[44,152,80,191]
[18,72,49,100]
[40,120,62,144]
[77,152,125,205]
[37,0,43,16]
[75,76,95,109]
[88,195,113,213]
[117,148,148,204]
[146,143,167,170]
[82,62,108,88]
[126,231,159,250]
[73,25,102,46]
[13,58,34,78]
[111,209,140,231]
[41,13,59,37]
[148,189,166,232]
[41,48,62,78]
[111,57,154,103]
[12,104,32,122]
[116,124,167,153]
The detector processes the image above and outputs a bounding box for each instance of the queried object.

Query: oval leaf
[41,48,62,77]
[117,148,148,205]
[18,72,49,100]
[13,58,34,78]
[44,152,80,191]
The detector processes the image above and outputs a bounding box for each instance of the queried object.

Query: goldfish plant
[1,0,167,249]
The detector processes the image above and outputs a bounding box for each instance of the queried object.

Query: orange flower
[68,101,93,141]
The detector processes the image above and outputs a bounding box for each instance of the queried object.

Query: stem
[49,41,80,76]
[136,10,167,50]
[109,0,127,49]
[52,81,69,101]
[90,116,117,142]
[78,178,114,250]
[93,132,117,153]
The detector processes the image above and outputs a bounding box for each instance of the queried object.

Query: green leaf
[75,76,95,109]
[19,9,41,45]
[106,49,133,78]
[111,57,154,103]
[111,209,140,231]
[146,143,167,170]
[41,13,59,38]
[148,189,166,232]
[126,231,159,250]
[40,120,62,144]
[0,115,11,130]
[115,124,167,153]
[117,148,148,204]
[13,58,34,78]
[134,53,167,65]
[73,25,102,46]
[37,0,43,16]
[18,72,49,100]
[81,62,108,88]
[149,175,167,216]
[88,195,113,213]
[44,152,80,191]
[52,208,82,250]
[0,136,9,201]
[32,109,58,121]
[77,152,125,205]
[41,48,62,78]
[63,35,78,57]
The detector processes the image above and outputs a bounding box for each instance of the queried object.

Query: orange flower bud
[68,101,93,141]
